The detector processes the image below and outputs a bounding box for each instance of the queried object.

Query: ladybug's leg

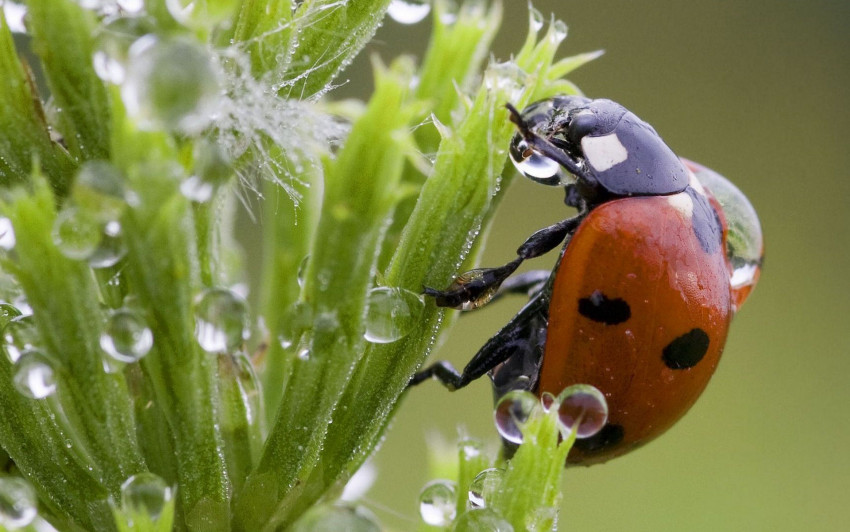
[424,214,582,310]
[410,293,549,391]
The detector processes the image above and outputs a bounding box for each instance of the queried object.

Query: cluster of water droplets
[493,385,608,445]
[193,288,250,354]
[0,304,58,400]
[52,161,130,268]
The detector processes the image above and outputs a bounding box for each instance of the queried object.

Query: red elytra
[541,172,733,463]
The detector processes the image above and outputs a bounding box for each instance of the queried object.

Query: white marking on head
[581,133,629,172]
[688,169,707,196]
[667,192,694,219]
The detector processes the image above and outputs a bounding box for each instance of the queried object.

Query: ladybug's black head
[509,96,689,201]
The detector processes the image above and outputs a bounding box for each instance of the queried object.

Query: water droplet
[551,19,568,42]
[278,302,312,349]
[418,479,457,526]
[87,222,127,269]
[0,303,21,330]
[453,508,514,531]
[292,504,380,532]
[2,3,27,34]
[508,137,563,185]
[180,175,215,203]
[93,15,155,84]
[387,0,431,25]
[0,477,37,528]
[52,206,102,261]
[121,37,220,133]
[120,472,173,521]
[0,218,16,250]
[117,0,144,13]
[529,7,545,32]
[683,159,763,311]
[525,505,558,532]
[540,391,557,412]
[556,384,608,438]
[296,255,310,288]
[459,437,483,461]
[100,309,153,363]
[3,315,38,363]
[363,287,424,343]
[13,350,57,399]
[493,390,537,444]
[468,468,503,509]
[484,61,526,104]
[73,160,128,223]
[194,288,249,353]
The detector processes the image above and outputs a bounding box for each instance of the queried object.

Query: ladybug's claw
[425,258,522,310]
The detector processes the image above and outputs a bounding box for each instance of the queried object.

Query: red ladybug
[411,96,763,465]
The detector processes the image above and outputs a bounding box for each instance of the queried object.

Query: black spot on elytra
[573,423,625,453]
[662,328,710,369]
[687,186,722,255]
[578,290,631,325]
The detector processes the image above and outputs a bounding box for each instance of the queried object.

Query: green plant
[0,1,597,530]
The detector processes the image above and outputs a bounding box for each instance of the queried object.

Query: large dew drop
[493,390,538,444]
[556,384,608,439]
[120,472,173,522]
[418,479,457,526]
[508,136,563,185]
[683,159,763,311]
[387,0,431,25]
[2,314,35,363]
[13,350,57,399]
[121,37,220,133]
[468,468,504,509]
[194,288,249,353]
[0,477,37,529]
[100,309,153,363]
[363,287,424,344]
[52,206,102,261]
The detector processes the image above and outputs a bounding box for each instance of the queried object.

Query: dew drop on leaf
[418,479,457,526]
[556,384,609,438]
[0,477,37,529]
[100,308,153,363]
[194,288,250,353]
[493,390,537,444]
[13,350,57,399]
[120,472,173,521]
[468,468,504,509]
[363,287,423,344]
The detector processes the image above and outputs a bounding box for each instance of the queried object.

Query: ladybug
[411,96,763,465]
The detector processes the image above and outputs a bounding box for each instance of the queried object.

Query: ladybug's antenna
[505,102,586,180]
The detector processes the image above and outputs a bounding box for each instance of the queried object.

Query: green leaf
[237,56,415,531]
[27,0,111,162]
[278,0,392,98]
[0,11,74,194]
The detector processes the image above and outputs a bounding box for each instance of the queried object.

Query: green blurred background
[341,1,850,530]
